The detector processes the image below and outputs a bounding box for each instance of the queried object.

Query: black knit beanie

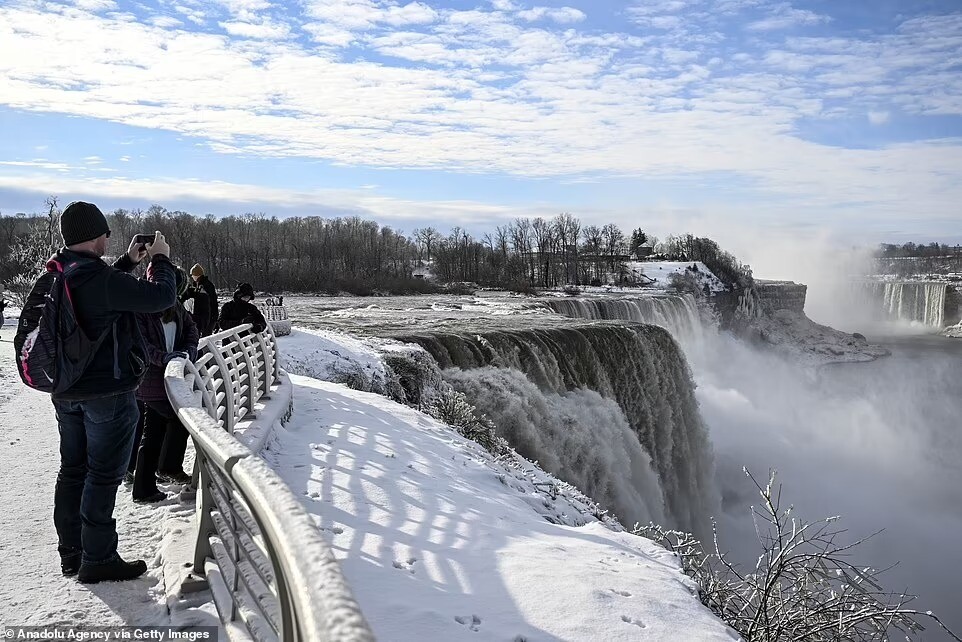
[60,201,110,246]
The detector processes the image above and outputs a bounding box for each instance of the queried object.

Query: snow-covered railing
[165,324,373,642]
[259,305,292,337]
[182,324,281,434]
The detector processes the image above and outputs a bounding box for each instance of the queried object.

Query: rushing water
[852,282,949,328]
[284,292,962,639]
[393,324,716,536]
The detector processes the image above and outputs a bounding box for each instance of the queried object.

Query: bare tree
[636,469,961,642]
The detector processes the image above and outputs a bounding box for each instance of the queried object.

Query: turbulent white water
[859,282,948,327]
[544,293,704,347]
[395,324,717,537]
[443,367,668,527]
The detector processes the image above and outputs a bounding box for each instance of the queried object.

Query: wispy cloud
[516,7,586,24]
[0,0,960,234]
[746,2,829,31]
[0,171,536,224]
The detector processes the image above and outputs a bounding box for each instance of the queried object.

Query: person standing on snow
[187,264,218,335]
[15,202,176,583]
[218,282,267,334]
[129,267,199,503]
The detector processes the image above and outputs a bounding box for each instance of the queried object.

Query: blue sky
[1,0,961,249]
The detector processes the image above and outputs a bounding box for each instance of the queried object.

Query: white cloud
[516,7,586,24]
[0,0,960,230]
[746,3,830,31]
[0,172,533,224]
[172,4,206,25]
[868,110,890,125]
[73,0,117,11]
[302,0,436,33]
[221,19,290,39]
[149,14,183,28]
[0,160,73,172]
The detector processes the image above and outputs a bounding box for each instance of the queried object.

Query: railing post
[253,331,273,399]
[236,332,260,411]
[184,450,214,594]
[209,343,235,433]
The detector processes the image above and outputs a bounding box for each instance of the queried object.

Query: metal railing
[259,305,292,337]
[165,324,374,642]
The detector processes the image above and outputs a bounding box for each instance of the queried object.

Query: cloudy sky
[1,0,961,245]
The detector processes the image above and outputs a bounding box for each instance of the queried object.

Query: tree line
[0,199,752,301]
[874,242,962,277]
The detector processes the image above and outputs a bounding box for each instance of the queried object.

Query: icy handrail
[259,305,289,322]
[258,306,292,337]
[164,325,374,642]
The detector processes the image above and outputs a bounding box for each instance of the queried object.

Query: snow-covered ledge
[164,325,374,642]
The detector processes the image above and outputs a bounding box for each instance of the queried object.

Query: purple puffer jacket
[135,303,199,402]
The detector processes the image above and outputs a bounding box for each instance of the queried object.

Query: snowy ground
[567,261,726,294]
[0,317,218,631]
[268,351,735,640]
[944,321,962,338]
[1,311,735,640]
[740,309,891,367]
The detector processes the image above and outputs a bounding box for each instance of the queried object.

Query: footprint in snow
[454,614,481,632]
[392,557,418,574]
[610,589,632,597]
[621,615,647,628]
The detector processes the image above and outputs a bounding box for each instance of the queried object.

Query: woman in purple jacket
[128,267,199,503]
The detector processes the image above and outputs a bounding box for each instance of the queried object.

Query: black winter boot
[59,547,82,577]
[78,556,148,584]
[132,490,167,504]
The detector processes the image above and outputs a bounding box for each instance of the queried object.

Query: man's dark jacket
[17,249,177,400]
[179,286,210,336]
[219,295,267,334]
[197,275,218,333]
[135,303,199,403]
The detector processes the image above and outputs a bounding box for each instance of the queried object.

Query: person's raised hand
[147,231,170,258]
[126,235,148,264]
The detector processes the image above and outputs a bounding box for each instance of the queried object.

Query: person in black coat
[14,202,176,583]
[189,264,218,335]
[219,282,267,333]
[129,267,199,503]
[179,282,210,336]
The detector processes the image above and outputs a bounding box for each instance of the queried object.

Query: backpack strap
[57,255,123,379]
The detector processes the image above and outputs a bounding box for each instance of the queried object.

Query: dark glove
[163,351,189,364]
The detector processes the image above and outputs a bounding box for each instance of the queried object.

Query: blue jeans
[53,391,140,565]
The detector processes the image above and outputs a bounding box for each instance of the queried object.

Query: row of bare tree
[1,199,749,299]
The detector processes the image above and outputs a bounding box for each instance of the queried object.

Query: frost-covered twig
[634,468,961,642]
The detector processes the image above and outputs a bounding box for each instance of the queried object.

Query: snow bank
[944,319,962,338]
[263,327,736,641]
[632,261,726,292]
[743,309,889,367]
[265,376,735,641]
[278,327,398,395]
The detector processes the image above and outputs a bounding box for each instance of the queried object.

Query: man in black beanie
[16,201,178,583]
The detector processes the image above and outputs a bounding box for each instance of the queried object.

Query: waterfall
[393,323,716,537]
[861,282,948,327]
[543,294,704,347]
